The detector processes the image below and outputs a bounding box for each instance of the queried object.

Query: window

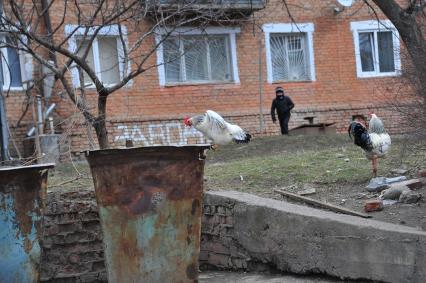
[351,20,401,78]
[263,23,315,83]
[156,27,240,86]
[65,25,129,87]
[163,35,232,83]
[0,36,23,89]
[75,37,120,86]
[270,33,309,81]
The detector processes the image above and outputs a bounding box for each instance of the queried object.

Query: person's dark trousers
[278,114,291,135]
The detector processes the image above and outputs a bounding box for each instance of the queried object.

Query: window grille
[270,33,309,82]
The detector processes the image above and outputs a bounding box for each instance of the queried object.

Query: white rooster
[184,110,251,148]
[348,113,391,177]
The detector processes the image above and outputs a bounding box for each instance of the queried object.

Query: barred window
[163,35,233,84]
[270,33,310,82]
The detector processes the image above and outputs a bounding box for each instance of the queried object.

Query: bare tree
[0,0,250,149]
[369,1,425,87]
[365,0,426,139]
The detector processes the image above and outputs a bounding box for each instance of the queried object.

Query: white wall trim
[155,34,166,87]
[229,32,240,84]
[156,26,241,36]
[262,23,314,34]
[155,26,241,87]
[262,23,316,83]
[350,20,396,32]
[350,20,401,78]
[65,24,130,87]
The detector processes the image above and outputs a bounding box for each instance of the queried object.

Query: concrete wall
[41,188,426,282]
[202,191,426,283]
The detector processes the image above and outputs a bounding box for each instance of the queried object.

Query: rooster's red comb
[183,117,190,125]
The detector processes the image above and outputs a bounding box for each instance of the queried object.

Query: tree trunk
[94,95,109,149]
[371,0,426,95]
[371,0,426,138]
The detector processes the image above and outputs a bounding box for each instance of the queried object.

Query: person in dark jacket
[271,86,295,135]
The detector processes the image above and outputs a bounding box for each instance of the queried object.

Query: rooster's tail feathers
[348,122,355,140]
[235,133,252,144]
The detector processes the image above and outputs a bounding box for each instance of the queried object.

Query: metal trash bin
[86,145,209,283]
[0,164,54,283]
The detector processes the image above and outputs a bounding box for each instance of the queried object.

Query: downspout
[41,0,56,65]
[258,34,264,133]
[0,93,9,162]
[0,0,10,161]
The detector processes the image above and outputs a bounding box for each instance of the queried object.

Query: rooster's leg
[211,144,219,151]
[372,157,378,177]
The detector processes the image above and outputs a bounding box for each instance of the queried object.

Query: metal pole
[0,91,9,161]
[258,35,265,133]
[0,0,8,162]
[36,95,44,135]
[31,97,42,162]
[26,103,56,136]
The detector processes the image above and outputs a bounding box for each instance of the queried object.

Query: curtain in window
[163,34,232,83]
[378,31,395,72]
[76,39,95,85]
[183,37,208,81]
[164,39,182,82]
[208,36,231,81]
[98,37,120,85]
[6,37,22,87]
[270,33,309,81]
[359,32,375,72]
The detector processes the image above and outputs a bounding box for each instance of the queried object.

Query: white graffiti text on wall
[114,123,206,146]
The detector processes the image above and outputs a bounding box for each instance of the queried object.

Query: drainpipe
[0,91,9,162]
[258,35,265,133]
[36,95,44,135]
[0,0,9,162]
[41,0,56,65]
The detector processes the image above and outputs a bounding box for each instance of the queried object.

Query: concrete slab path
[199,271,343,283]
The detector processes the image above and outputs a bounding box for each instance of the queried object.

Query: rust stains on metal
[186,263,198,280]
[86,146,208,282]
[192,199,200,215]
[0,164,53,283]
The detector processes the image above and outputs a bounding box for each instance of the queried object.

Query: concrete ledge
[204,191,426,283]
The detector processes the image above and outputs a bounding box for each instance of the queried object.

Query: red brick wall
[3,0,416,157]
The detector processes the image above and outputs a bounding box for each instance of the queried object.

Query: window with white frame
[75,37,120,86]
[350,20,401,78]
[263,23,315,83]
[66,25,128,87]
[0,36,23,89]
[156,27,240,86]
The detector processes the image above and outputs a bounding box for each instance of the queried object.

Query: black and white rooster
[184,110,251,149]
[348,113,391,177]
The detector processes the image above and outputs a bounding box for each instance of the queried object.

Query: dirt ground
[205,134,426,230]
[49,134,426,230]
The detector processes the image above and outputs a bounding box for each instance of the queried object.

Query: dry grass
[204,134,426,196]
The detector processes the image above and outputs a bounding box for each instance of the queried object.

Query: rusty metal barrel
[86,145,210,283]
[0,163,54,283]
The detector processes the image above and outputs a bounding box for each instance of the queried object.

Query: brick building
[0,0,415,159]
